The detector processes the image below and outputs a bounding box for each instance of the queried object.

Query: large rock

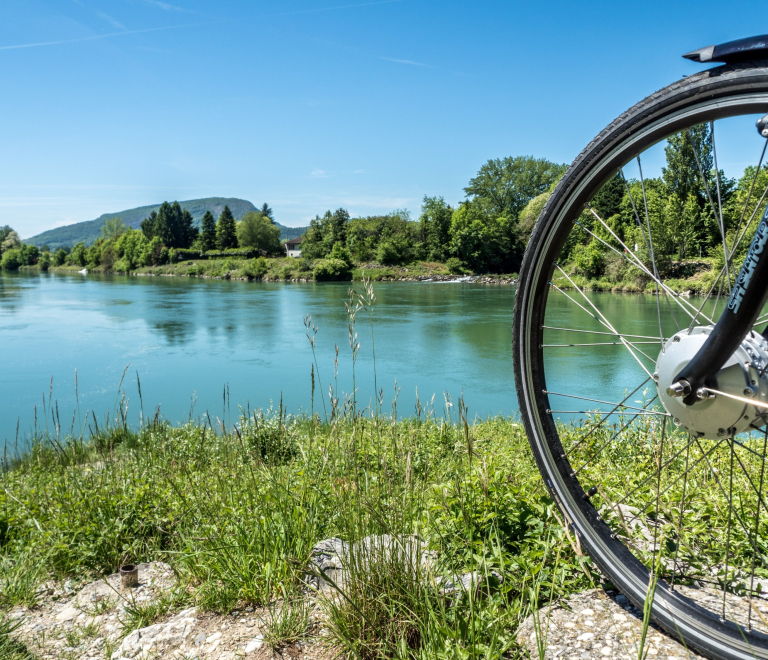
[307,535,501,597]
[307,535,435,591]
[112,607,197,659]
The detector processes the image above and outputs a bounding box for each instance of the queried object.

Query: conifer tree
[200,211,217,251]
[216,205,238,249]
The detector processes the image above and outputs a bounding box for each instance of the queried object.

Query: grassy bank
[0,410,601,658]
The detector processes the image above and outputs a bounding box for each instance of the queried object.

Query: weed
[259,587,310,650]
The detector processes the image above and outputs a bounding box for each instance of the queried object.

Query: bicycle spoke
[545,390,660,413]
[722,434,736,620]
[670,434,691,591]
[576,214,713,324]
[747,427,768,631]
[541,326,666,341]
[688,126,732,292]
[562,378,653,457]
[621,167,680,332]
[550,276,657,370]
[543,341,660,347]
[637,154,667,346]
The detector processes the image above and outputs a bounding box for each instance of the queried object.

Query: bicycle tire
[513,60,768,660]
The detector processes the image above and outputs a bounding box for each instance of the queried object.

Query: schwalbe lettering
[728,215,768,315]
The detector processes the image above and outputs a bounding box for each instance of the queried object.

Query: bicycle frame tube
[675,205,768,405]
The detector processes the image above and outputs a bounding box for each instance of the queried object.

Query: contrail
[0,23,201,51]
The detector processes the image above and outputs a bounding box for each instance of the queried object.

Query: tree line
[2,129,764,278]
[0,202,282,272]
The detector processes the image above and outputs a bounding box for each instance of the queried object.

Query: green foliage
[572,240,605,278]
[53,249,67,266]
[68,242,86,267]
[313,257,351,281]
[419,196,453,262]
[216,205,238,250]
[1,249,22,271]
[301,208,350,259]
[236,212,281,254]
[464,155,566,220]
[101,217,127,241]
[143,202,198,249]
[243,256,269,279]
[445,257,465,274]
[200,211,217,252]
[38,252,51,271]
[518,192,550,241]
[0,230,20,255]
[330,242,353,268]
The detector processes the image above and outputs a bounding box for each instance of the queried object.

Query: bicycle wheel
[514,60,768,659]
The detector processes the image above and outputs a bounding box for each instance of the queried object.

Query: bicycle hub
[656,326,768,438]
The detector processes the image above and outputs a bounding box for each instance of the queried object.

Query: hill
[25,197,307,249]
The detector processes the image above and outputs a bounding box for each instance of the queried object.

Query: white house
[285,236,303,258]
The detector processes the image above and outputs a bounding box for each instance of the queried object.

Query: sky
[1,0,767,237]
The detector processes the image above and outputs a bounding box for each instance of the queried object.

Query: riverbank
[0,405,753,658]
[27,254,718,291]
[33,258,519,284]
[0,413,594,659]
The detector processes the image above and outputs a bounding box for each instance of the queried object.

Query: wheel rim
[516,83,768,657]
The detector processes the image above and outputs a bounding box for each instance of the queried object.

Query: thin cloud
[96,12,128,30]
[0,23,203,51]
[273,0,404,17]
[379,56,431,67]
[142,0,191,12]
[310,169,330,179]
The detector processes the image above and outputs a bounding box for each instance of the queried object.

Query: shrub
[313,258,351,281]
[243,257,269,279]
[297,258,313,272]
[330,242,353,268]
[445,257,465,274]
[573,240,605,278]
[1,249,21,271]
[54,249,67,266]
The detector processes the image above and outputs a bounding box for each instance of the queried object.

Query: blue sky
[1,0,766,236]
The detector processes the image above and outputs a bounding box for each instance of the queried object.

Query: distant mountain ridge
[25,197,307,249]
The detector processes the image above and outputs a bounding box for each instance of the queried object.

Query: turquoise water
[0,271,671,445]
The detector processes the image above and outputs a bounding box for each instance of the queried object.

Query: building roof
[285,236,303,246]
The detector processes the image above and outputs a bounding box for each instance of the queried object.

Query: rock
[307,535,435,591]
[112,607,197,658]
[244,635,264,653]
[55,605,81,622]
[438,570,503,597]
[516,588,707,659]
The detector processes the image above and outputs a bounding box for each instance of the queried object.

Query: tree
[1,230,21,254]
[140,211,158,239]
[236,212,281,253]
[216,205,238,249]
[419,196,453,261]
[663,125,712,208]
[464,156,566,221]
[1,249,21,270]
[54,249,67,266]
[101,217,127,241]
[301,208,350,258]
[518,192,550,240]
[260,203,274,220]
[200,211,217,252]
[69,242,86,267]
[153,202,198,249]
[0,226,14,254]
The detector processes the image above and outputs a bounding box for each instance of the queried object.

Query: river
[0,271,676,446]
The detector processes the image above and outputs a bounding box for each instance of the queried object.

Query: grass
[1,402,755,657]
[0,407,597,658]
